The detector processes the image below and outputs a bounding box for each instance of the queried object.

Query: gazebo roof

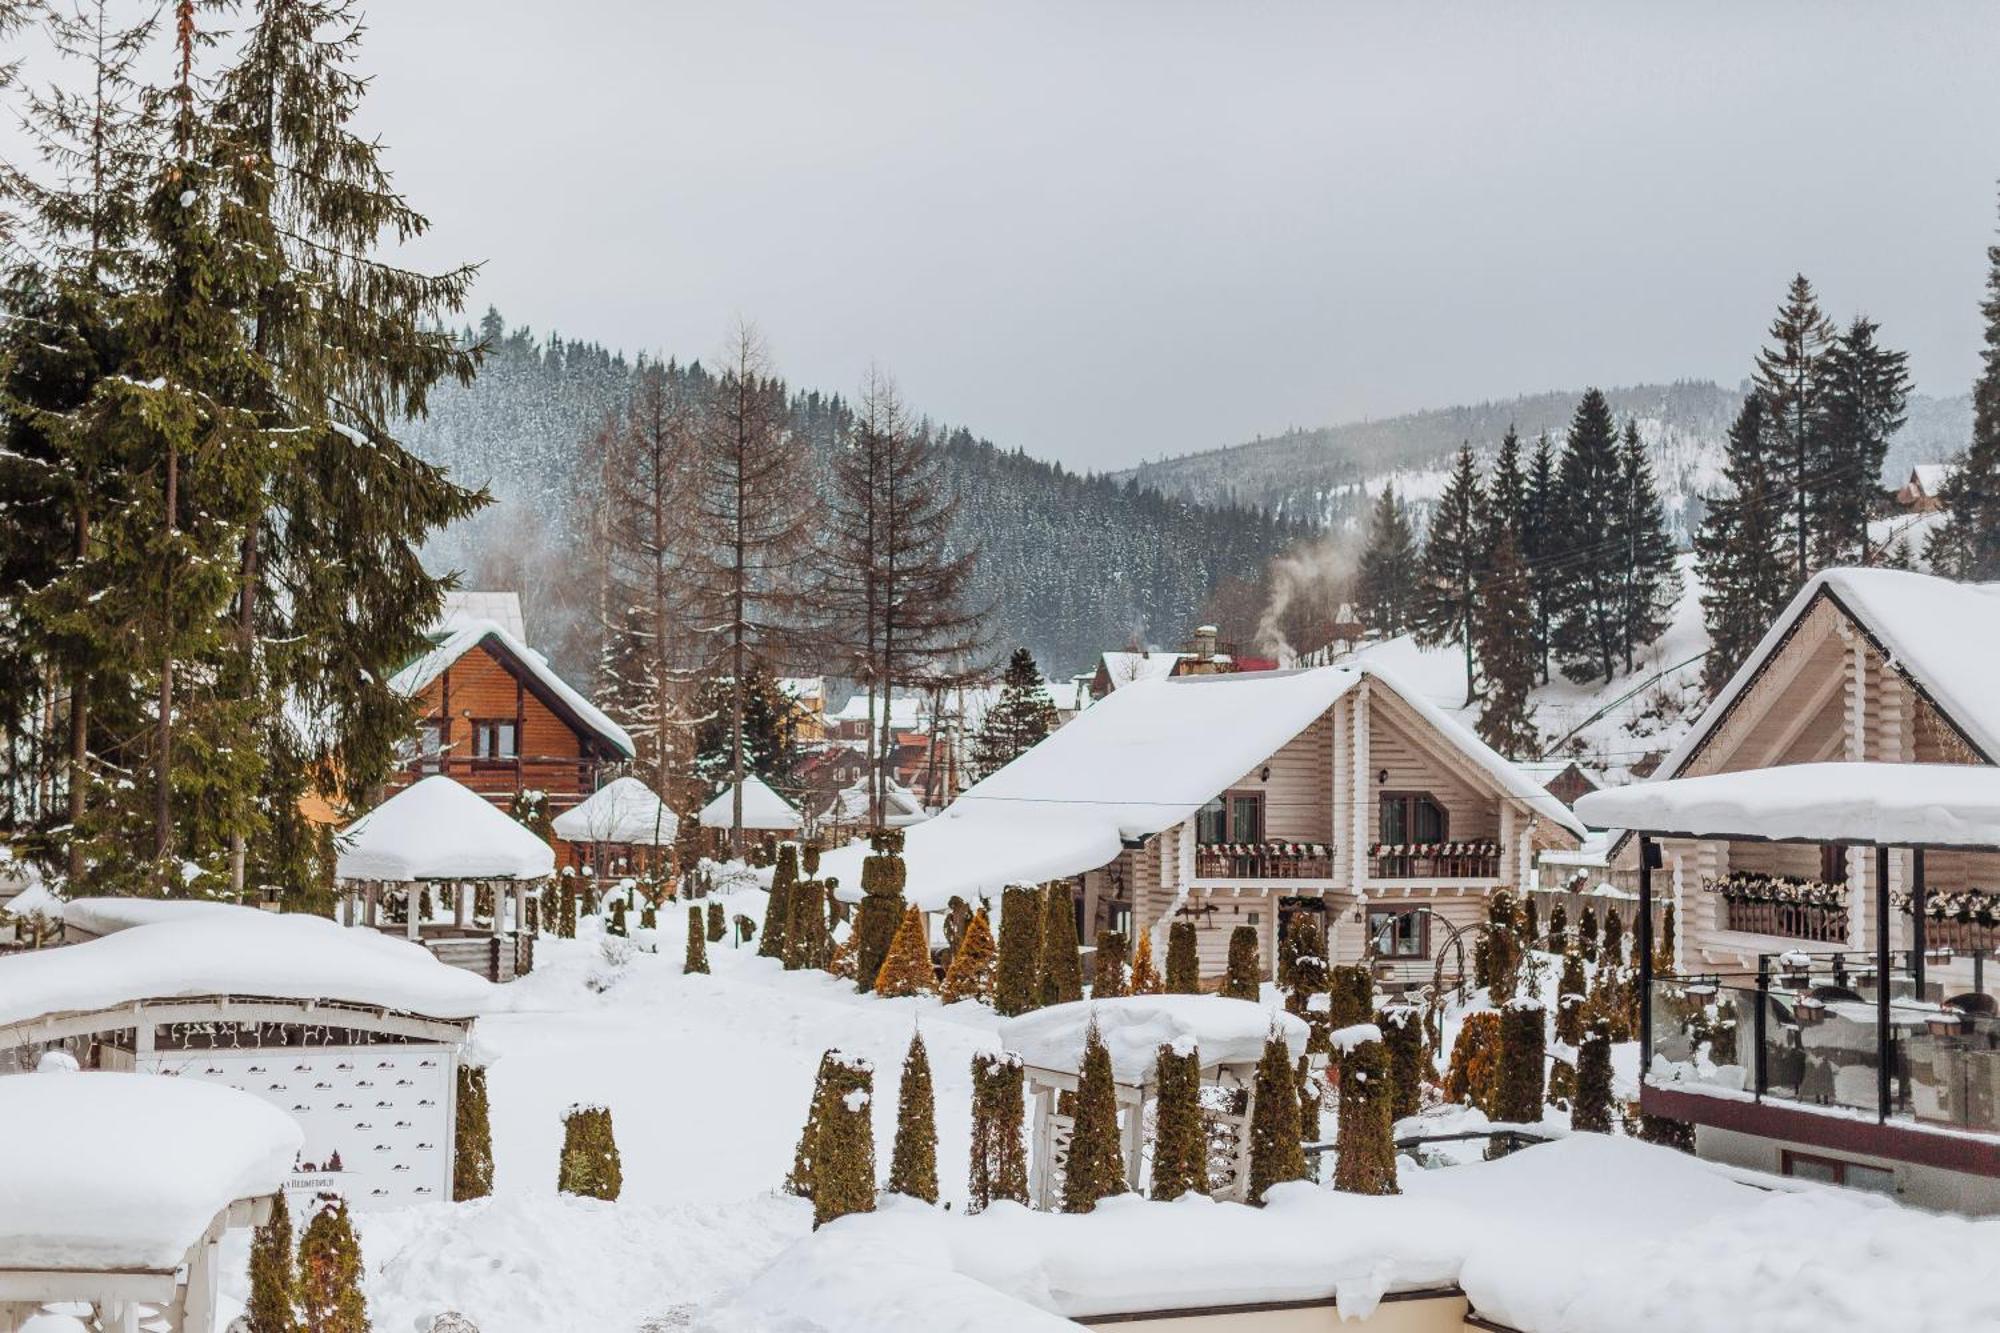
[1575,761,2000,851]
[1000,995,1310,1085]
[552,776,679,846]
[336,775,556,881]
[698,776,802,831]
[0,1072,299,1271]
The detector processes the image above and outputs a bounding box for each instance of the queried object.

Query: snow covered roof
[391,618,634,758]
[822,663,1580,908]
[0,1072,300,1272]
[1911,462,1953,493]
[0,902,492,1025]
[826,692,923,729]
[777,676,826,703]
[1095,650,1199,689]
[336,775,557,881]
[551,777,678,846]
[436,589,526,641]
[1000,996,1310,1083]
[1575,762,2000,850]
[698,776,803,831]
[823,778,929,828]
[1660,568,2000,779]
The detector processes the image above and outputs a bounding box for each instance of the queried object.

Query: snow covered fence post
[1332,1026,1398,1196]
[557,1104,622,1200]
[968,1051,1028,1212]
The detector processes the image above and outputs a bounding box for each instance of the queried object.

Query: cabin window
[1197,793,1265,843]
[417,722,446,774]
[1782,1150,1895,1196]
[1379,792,1448,845]
[1369,908,1428,959]
[471,719,518,761]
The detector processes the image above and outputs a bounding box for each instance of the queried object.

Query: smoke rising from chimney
[1254,528,1365,664]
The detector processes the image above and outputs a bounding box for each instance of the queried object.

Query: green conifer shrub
[607,899,628,938]
[1296,1055,1322,1146]
[1128,930,1164,994]
[1378,1004,1427,1121]
[994,884,1043,1016]
[1149,1041,1206,1201]
[787,1052,836,1197]
[874,905,937,998]
[968,1051,1028,1212]
[1546,1056,1576,1110]
[297,1201,367,1333]
[811,1052,877,1228]
[1547,901,1568,953]
[684,906,709,975]
[784,876,831,971]
[1062,1021,1127,1212]
[1444,1011,1503,1115]
[1554,951,1588,1045]
[1092,929,1128,997]
[1278,913,1324,991]
[887,1032,938,1202]
[760,842,800,959]
[453,1062,494,1201]
[851,832,907,992]
[1221,925,1261,1001]
[244,1188,297,1333]
[1326,965,1373,1028]
[1602,907,1624,968]
[1578,904,1598,962]
[706,899,726,942]
[558,878,578,939]
[1523,895,1540,949]
[1165,920,1200,993]
[1479,889,1523,998]
[1035,883,1084,1007]
[1637,1110,1696,1153]
[1573,1019,1614,1133]
[557,1104,622,1200]
[1494,999,1546,1127]
[640,904,657,930]
[1657,901,1677,974]
[1247,1031,1305,1203]
[940,907,997,1003]
[1332,1038,1398,1195]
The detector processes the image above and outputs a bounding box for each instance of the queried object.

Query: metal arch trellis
[1421,916,1486,1059]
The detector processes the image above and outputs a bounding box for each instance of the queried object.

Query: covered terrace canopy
[552,776,678,846]
[698,776,802,832]
[335,775,556,881]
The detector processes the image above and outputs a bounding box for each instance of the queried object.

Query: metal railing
[1369,843,1501,879]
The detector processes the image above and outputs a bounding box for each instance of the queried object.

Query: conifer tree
[1695,394,1793,694]
[1326,964,1373,1029]
[971,647,1059,779]
[1486,426,1530,546]
[760,842,799,959]
[707,899,726,942]
[1614,421,1680,674]
[1128,929,1164,995]
[1221,925,1261,1001]
[1444,1011,1503,1116]
[875,905,937,997]
[1494,999,1546,1127]
[557,1104,622,1200]
[1552,390,1628,684]
[1573,1019,1614,1133]
[1357,483,1420,637]
[1578,903,1599,963]
[811,1053,876,1228]
[453,1063,494,1201]
[1554,950,1588,1046]
[1062,1022,1127,1213]
[1379,1004,1427,1121]
[1414,443,1487,705]
[993,884,1043,1016]
[887,1031,938,1203]
[1477,889,1523,999]
[1166,920,1201,993]
[1091,929,1128,997]
[1657,901,1677,975]
[1247,1031,1305,1204]
[784,875,831,971]
[1332,1037,1399,1195]
[684,905,709,975]
[786,1052,835,1198]
[297,1201,368,1333]
[1602,907,1625,969]
[1474,525,1539,758]
[1931,196,2000,579]
[1524,432,1564,684]
[1523,896,1540,949]
[1296,1055,1322,1147]
[851,831,906,992]
[244,1187,298,1333]
[968,1051,1028,1212]
[607,899,628,938]
[1035,883,1084,1007]
[1149,1041,1206,1201]
[1547,900,1568,953]
[1756,275,1839,584]
[1278,912,1324,992]
[940,906,997,1003]
[1817,317,1909,566]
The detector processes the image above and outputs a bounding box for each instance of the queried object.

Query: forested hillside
[404,314,1309,684]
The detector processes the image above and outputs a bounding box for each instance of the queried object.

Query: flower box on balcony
[1926,1010,1970,1038]
[1794,994,1826,1026]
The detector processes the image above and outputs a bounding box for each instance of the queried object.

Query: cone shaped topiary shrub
[1221,925,1261,1001]
[813,1052,877,1228]
[706,899,726,942]
[1602,907,1624,969]
[1092,929,1128,997]
[1165,920,1200,994]
[1149,1041,1206,1201]
[1444,1011,1503,1116]
[851,833,907,993]
[1062,1021,1127,1213]
[760,843,800,959]
[684,906,709,975]
[1546,1056,1576,1110]
[1128,931,1164,995]
[1494,998,1546,1129]
[1296,1055,1322,1147]
[1247,1030,1305,1203]
[557,1104,622,1200]
[1279,913,1324,992]
[1332,1038,1398,1195]
[785,876,832,971]
[940,907,998,1004]
[993,885,1043,1016]
[453,1062,494,1201]
[244,1187,297,1333]
[887,1031,938,1202]
[1035,883,1084,1008]
[297,1200,368,1333]
[969,1051,1028,1213]
[1523,895,1539,949]
[1547,900,1568,953]
[1327,965,1372,1028]
[875,906,937,998]
[1378,1003,1427,1121]
[1578,904,1598,963]
[1573,1019,1614,1133]
[1554,951,1587,1045]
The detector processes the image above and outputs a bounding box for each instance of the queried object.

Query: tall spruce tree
[1613,421,1679,674]
[1695,395,1790,695]
[1931,198,2000,579]
[1817,317,1909,566]
[1356,482,1419,637]
[1474,526,1538,758]
[971,647,1058,779]
[1523,432,1564,684]
[1755,275,1839,585]
[1551,390,1626,685]
[296,1201,368,1333]
[1414,443,1486,705]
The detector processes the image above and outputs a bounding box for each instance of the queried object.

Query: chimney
[1192,624,1218,661]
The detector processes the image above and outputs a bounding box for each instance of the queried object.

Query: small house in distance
[388,617,634,816]
[551,775,678,877]
[698,776,802,856]
[1086,624,1277,701]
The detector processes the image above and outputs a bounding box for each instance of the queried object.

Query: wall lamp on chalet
[1259,766,1271,782]
[1377,768,1388,785]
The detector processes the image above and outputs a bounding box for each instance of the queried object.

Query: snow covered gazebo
[0,902,488,1214]
[698,776,802,854]
[552,775,678,878]
[0,1072,300,1333]
[819,777,928,843]
[336,774,554,980]
[999,996,1311,1206]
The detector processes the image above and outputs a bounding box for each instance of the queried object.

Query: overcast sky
[347,4,1998,468]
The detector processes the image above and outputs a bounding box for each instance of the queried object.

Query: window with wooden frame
[1368,907,1429,959]
[1781,1150,1895,1195]
[1196,791,1266,844]
[1378,791,1448,845]
[470,719,518,762]
[416,721,446,774]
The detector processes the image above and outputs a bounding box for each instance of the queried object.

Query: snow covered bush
[851,832,906,992]
[705,899,725,943]
[1573,1019,1614,1133]
[1333,1037,1398,1195]
[298,1200,367,1333]
[243,1188,296,1333]
[874,905,936,998]
[1035,882,1084,1007]
[1378,1003,1428,1120]
[1494,998,1546,1131]
[789,1050,876,1228]
[1555,950,1588,1045]
[784,875,831,970]
[1091,929,1128,997]
[760,842,800,960]
[684,906,709,975]
[1128,930,1164,995]
[1445,1011,1503,1116]
[557,1104,622,1200]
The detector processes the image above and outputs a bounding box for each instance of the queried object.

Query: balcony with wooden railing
[1368,842,1501,880]
[1194,842,1335,881]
